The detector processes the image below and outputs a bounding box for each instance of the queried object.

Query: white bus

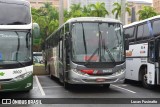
[124,15,160,89]
[0,0,39,92]
[44,17,125,89]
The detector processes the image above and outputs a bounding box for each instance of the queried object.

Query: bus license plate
[96,78,106,82]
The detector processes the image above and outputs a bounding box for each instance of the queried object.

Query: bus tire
[103,84,110,88]
[59,73,64,84]
[141,67,154,89]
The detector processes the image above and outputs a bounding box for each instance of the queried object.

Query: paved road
[0,75,160,107]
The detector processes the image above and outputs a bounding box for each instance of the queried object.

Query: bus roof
[65,17,121,23]
[46,17,122,41]
[0,0,30,6]
[124,15,160,28]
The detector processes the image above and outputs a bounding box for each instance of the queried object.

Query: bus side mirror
[65,32,70,51]
[124,33,130,39]
[125,39,129,50]
[124,33,130,50]
[33,23,40,38]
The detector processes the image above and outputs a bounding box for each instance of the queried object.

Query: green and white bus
[0,0,39,92]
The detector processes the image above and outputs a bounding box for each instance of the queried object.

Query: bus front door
[156,39,160,85]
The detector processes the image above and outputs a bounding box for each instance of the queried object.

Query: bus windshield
[71,22,124,63]
[0,3,31,25]
[0,30,32,63]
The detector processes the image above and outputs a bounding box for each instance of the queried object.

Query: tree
[69,3,83,17]
[32,2,59,51]
[90,2,109,17]
[138,6,157,20]
[112,2,131,19]
[82,5,92,16]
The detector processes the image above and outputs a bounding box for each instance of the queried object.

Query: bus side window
[149,41,155,62]
[153,20,160,36]
[137,25,143,40]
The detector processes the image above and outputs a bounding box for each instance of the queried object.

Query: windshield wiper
[102,39,116,63]
[85,47,99,65]
[81,23,87,55]
[26,31,31,48]
[15,31,20,61]
[98,23,116,63]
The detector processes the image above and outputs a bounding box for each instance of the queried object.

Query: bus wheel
[103,84,110,88]
[59,73,64,84]
[141,67,154,89]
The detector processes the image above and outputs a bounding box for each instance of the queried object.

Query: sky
[128,0,152,3]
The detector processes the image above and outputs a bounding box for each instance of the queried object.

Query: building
[153,0,160,13]
[67,0,121,18]
[127,0,152,24]
[28,0,68,9]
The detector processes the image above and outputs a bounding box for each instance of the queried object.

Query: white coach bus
[44,17,125,89]
[124,15,160,89]
[0,0,39,92]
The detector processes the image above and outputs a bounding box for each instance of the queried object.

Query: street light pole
[121,0,126,25]
[59,0,64,26]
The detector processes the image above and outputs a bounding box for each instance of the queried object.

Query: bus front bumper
[0,75,33,92]
[67,69,125,84]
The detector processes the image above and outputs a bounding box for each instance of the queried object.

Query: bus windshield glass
[0,3,31,25]
[71,22,124,63]
[0,30,32,63]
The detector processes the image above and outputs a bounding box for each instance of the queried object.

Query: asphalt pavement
[0,75,160,107]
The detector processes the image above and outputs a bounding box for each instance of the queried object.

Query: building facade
[67,0,121,18]
[28,0,68,9]
[153,0,160,13]
[126,0,152,24]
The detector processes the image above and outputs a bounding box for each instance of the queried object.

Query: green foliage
[90,2,109,17]
[138,6,158,20]
[112,2,131,19]
[32,2,113,51]
[32,2,59,51]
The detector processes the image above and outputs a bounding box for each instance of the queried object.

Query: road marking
[33,87,38,89]
[35,75,45,96]
[43,86,63,89]
[111,84,136,94]
[121,85,127,87]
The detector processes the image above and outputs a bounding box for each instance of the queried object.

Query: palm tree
[69,3,83,17]
[112,2,131,19]
[82,5,92,16]
[90,2,109,17]
[32,3,59,51]
[138,6,157,20]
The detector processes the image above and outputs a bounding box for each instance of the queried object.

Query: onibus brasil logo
[0,72,5,76]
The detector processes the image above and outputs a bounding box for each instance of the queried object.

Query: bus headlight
[12,71,32,81]
[112,69,125,76]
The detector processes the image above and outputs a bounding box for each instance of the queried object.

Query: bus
[44,17,125,89]
[33,52,43,64]
[0,0,39,92]
[124,15,160,89]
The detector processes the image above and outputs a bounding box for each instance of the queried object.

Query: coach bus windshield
[71,22,124,63]
[0,3,31,25]
[0,30,32,63]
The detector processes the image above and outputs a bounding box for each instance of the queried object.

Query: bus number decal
[13,70,22,74]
